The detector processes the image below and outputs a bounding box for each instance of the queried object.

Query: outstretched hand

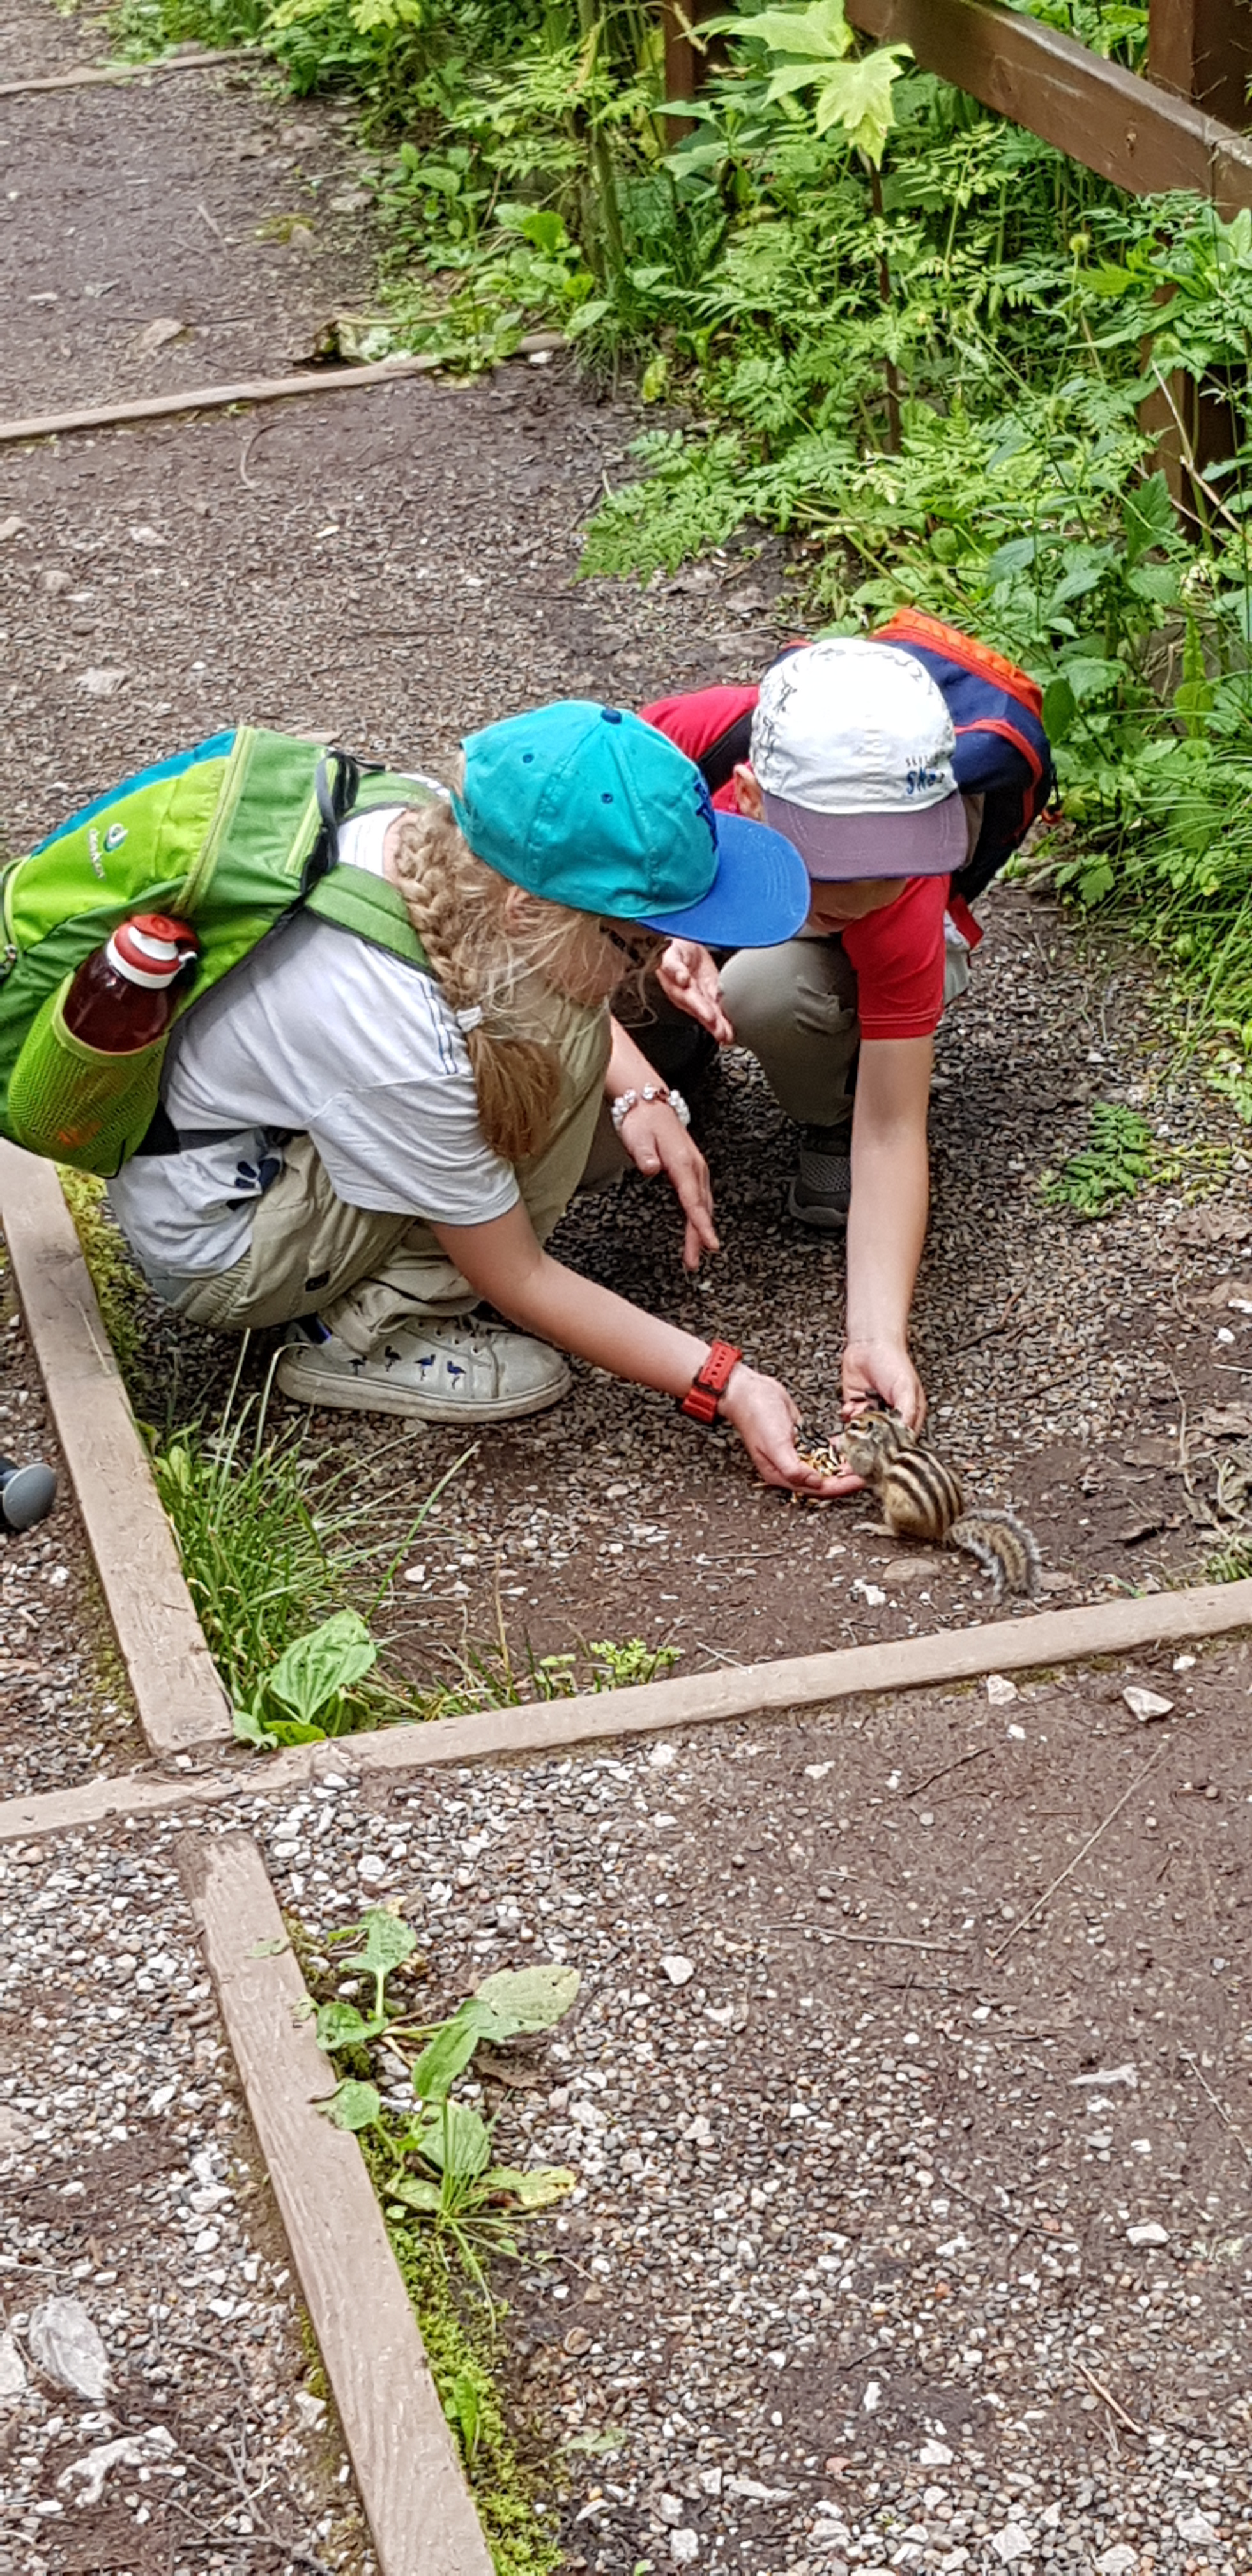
[825,1338,926,1494]
[657,940,734,1045]
[618,1098,718,1272]
[720,1364,844,1496]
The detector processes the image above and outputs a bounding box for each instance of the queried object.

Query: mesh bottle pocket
[7,979,168,1175]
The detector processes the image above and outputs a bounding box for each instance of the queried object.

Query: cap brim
[636,811,811,946]
[762,788,967,881]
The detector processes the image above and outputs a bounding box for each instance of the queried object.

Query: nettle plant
[307,1912,579,2290]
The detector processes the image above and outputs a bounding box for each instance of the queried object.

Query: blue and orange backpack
[691,611,1053,907]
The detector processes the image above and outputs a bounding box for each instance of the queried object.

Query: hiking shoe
[275,1318,570,1422]
[787,1125,853,1231]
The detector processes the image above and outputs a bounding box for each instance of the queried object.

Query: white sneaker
[275,1319,570,1422]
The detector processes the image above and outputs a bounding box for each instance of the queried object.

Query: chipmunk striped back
[837,1408,965,1540]
[834,1406,1042,1602]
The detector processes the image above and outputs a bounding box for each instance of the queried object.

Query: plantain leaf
[321,2078,381,2131]
[266,1610,378,1726]
[314,1999,385,2051]
[472,1963,581,2036]
[339,1908,418,2018]
[415,2097,492,2179]
[485,2163,578,2209]
[389,2173,442,2212]
[410,2007,489,2103]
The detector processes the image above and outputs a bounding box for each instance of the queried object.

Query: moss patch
[56,1166,146,1398]
[363,2161,563,2576]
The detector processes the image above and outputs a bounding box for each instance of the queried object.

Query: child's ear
[733,762,765,821]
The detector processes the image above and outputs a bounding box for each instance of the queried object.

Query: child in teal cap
[102,702,839,1496]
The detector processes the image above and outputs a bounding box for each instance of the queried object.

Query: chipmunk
[832,1406,1042,1604]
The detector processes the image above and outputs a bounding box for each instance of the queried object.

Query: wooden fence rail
[664,0,1252,210]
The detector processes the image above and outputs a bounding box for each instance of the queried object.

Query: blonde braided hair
[390,798,660,1168]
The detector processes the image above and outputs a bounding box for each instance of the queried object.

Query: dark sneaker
[788,1126,852,1231]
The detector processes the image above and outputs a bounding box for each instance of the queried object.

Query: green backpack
[0,726,437,1176]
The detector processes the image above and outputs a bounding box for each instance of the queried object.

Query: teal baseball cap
[453,700,809,947]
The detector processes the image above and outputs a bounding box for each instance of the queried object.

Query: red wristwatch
[680,1340,743,1425]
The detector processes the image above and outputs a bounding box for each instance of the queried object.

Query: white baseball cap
[750,638,967,881]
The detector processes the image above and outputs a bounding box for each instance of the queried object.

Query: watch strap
[680,1340,743,1425]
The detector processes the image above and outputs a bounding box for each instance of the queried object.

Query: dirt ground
[7,0,1252,1707]
[0,1818,376,2576]
[240,1664,1252,2573]
[2,11,1252,2575]
[0,1241,144,1799]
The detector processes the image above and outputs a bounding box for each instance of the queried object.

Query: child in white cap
[644,638,989,1450]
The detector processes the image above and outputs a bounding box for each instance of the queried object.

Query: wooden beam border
[178,1833,494,2576]
[0,48,259,101]
[3,1568,1249,1848]
[0,1145,232,1754]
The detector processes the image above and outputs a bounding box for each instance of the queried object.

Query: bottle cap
[103,914,199,991]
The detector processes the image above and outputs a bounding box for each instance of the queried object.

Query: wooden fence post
[662,0,700,142]
[1143,0,1251,510]
[1148,0,1252,126]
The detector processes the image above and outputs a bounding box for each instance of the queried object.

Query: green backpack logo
[0,727,434,1176]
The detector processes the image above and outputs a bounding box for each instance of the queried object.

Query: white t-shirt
[107,806,519,1280]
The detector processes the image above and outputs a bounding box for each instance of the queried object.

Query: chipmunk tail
[949,1510,1042,1604]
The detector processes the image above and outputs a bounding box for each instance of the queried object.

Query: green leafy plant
[233,1607,379,1745]
[710,0,910,164]
[309,1920,579,2288]
[1042,1101,1156,1216]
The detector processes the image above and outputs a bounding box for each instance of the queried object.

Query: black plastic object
[0,1455,57,1532]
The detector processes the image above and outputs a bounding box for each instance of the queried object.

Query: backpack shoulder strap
[303,864,431,970]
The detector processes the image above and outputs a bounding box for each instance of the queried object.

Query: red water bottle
[62,914,199,1052]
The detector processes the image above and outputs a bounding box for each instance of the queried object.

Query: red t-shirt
[641,681,979,1043]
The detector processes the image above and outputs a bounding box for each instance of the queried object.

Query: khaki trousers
[720,936,861,1131]
[718,932,969,1130]
[164,988,610,1353]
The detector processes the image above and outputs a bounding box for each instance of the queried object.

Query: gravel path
[3,13,1251,2575]
[0,1822,374,2575]
[217,1667,1251,2576]
[8,0,1252,1684]
[0,1243,144,1799]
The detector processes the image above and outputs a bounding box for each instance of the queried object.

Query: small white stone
[1126,2220,1168,2246]
[919,2440,954,2466]
[851,1579,887,1607]
[1096,2547,1138,2576]
[670,2531,699,2565]
[991,2527,1032,2565]
[77,666,128,697]
[660,1954,694,1986]
[0,2331,27,2403]
[294,2391,327,2429]
[804,1762,834,1779]
[648,1744,676,1767]
[986,1673,1018,1705]
[357,1855,388,1883]
[1122,1685,1173,1722]
[659,2495,685,2526]
[1176,2509,1220,2547]
[28,2298,109,2402]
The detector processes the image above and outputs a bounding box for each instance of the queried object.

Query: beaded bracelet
[610,1083,691,1137]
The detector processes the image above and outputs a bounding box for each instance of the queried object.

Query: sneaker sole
[787,1182,849,1233]
[275,1351,571,1423]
